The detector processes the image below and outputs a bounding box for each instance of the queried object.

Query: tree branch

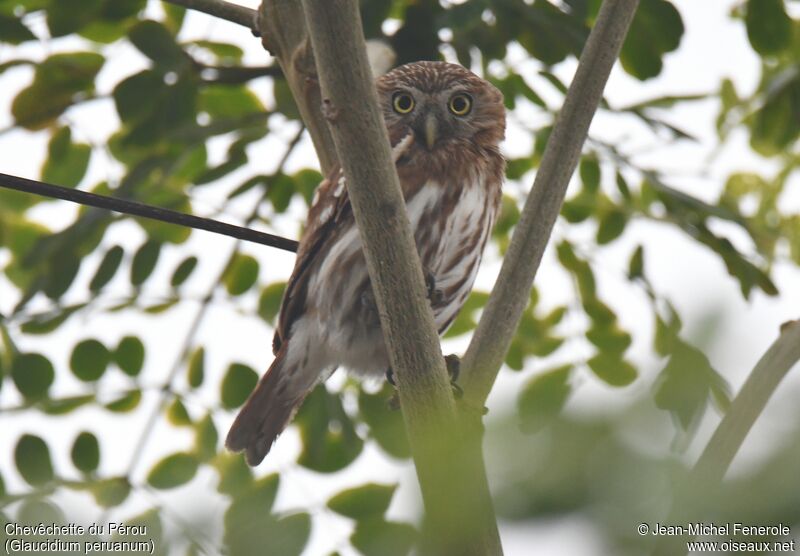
[300,1,500,553]
[161,0,258,33]
[459,0,641,407]
[258,0,338,174]
[692,319,800,484]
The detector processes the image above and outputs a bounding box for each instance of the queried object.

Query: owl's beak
[423,113,438,150]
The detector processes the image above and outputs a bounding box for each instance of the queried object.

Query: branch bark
[459,0,641,408]
[300,1,499,553]
[692,319,800,484]
[258,0,338,174]
[162,0,258,32]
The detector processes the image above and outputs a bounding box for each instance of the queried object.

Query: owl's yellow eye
[392,92,415,114]
[448,93,472,116]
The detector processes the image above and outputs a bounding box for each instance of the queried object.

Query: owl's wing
[272,166,352,354]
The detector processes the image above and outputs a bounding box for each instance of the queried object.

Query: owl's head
[376,61,505,160]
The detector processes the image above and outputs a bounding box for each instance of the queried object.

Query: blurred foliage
[0,0,798,554]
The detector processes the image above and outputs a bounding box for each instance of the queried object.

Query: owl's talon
[444,354,460,382]
[424,268,444,305]
[385,367,395,386]
[387,391,401,411]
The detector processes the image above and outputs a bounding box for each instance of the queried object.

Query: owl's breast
[407,174,499,332]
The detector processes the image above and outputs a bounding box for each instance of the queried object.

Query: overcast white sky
[1,1,799,554]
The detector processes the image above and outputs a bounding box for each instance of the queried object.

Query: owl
[226,61,506,465]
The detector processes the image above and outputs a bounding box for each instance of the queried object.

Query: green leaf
[170,255,198,288]
[587,353,637,387]
[258,282,286,325]
[114,336,145,376]
[221,363,258,409]
[70,339,110,382]
[20,305,86,335]
[130,240,161,286]
[187,40,244,63]
[147,452,198,489]
[105,389,142,412]
[167,398,191,426]
[15,434,54,486]
[198,84,265,119]
[351,519,417,556]
[358,385,411,459]
[0,14,36,43]
[518,365,572,434]
[215,454,253,497]
[586,323,632,354]
[46,0,103,36]
[194,414,218,461]
[444,291,490,338]
[40,394,94,415]
[620,0,683,80]
[745,0,792,55]
[654,340,728,429]
[297,385,364,472]
[12,52,104,129]
[628,245,644,280]
[579,155,601,192]
[11,352,54,400]
[89,245,124,291]
[187,347,205,388]
[41,127,91,187]
[225,473,279,519]
[128,20,188,71]
[225,510,310,556]
[328,483,397,520]
[92,477,131,508]
[71,431,100,474]
[224,254,260,296]
[596,208,628,244]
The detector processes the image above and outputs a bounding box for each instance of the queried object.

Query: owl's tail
[225,347,308,466]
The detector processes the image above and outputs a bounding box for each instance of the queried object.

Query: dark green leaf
[46,0,103,36]
[147,452,198,489]
[654,340,728,429]
[596,208,628,244]
[198,84,264,119]
[221,363,258,409]
[89,245,124,291]
[0,14,36,43]
[215,454,253,497]
[11,352,54,400]
[586,323,632,354]
[15,434,54,486]
[167,398,191,426]
[105,389,141,412]
[71,431,100,473]
[130,240,161,286]
[258,282,286,325]
[128,20,188,70]
[745,0,792,55]
[351,519,417,556]
[297,385,364,472]
[620,0,683,80]
[194,414,218,461]
[12,52,104,129]
[628,245,644,280]
[518,365,572,434]
[579,155,601,192]
[224,254,260,296]
[70,339,110,382]
[92,477,131,508]
[328,483,397,520]
[170,255,198,288]
[20,305,85,335]
[114,336,145,376]
[187,347,205,388]
[41,127,91,187]
[40,394,94,415]
[358,385,411,459]
[587,353,637,386]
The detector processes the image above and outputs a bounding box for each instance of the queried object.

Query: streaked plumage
[226,61,505,465]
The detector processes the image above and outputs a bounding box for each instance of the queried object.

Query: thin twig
[692,320,800,484]
[162,0,259,33]
[0,172,298,253]
[459,0,641,407]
